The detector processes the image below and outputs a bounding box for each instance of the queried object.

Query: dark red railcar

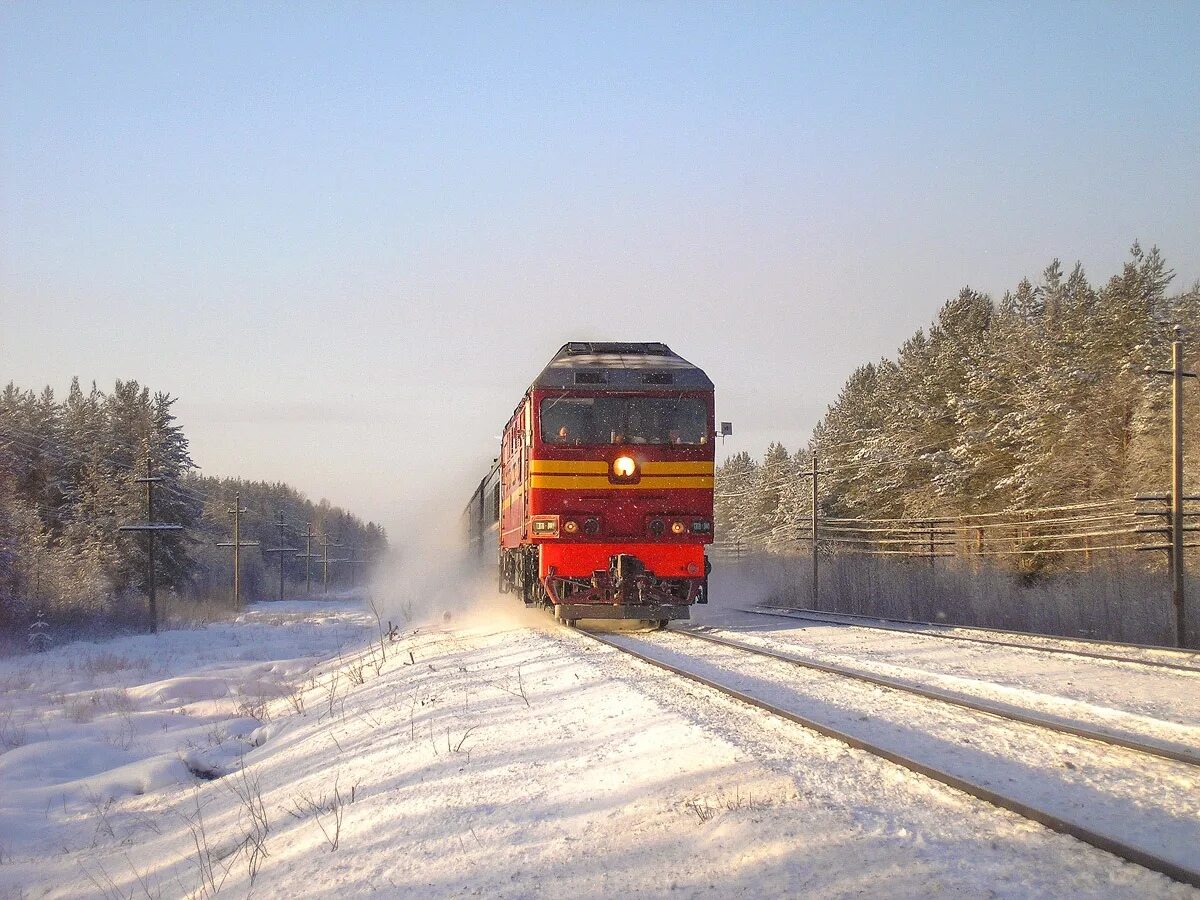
[486,341,715,625]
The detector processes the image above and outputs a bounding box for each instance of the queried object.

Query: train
[464,341,716,626]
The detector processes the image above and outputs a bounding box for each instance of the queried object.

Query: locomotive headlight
[671,521,686,535]
[613,456,636,478]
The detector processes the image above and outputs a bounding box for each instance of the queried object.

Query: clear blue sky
[3,2,1198,534]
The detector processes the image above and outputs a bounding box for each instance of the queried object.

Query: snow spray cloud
[368,499,545,632]
[703,554,793,615]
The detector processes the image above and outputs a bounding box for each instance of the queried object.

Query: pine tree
[714,451,759,550]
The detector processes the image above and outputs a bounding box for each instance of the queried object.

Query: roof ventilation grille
[643,372,674,385]
[574,371,607,385]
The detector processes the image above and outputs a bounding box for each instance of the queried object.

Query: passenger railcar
[464,341,715,626]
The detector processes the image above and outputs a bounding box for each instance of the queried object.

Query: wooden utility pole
[139,461,162,629]
[1148,326,1197,647]
[795,452,832,609]
[119,457,183,634]
[262,512,299,602]
[217,492,259,609]
[319,534,341,593]
[811,452,819,605]
[296,522,320,595]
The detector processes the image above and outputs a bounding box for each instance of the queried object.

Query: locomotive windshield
[541,396,708,445]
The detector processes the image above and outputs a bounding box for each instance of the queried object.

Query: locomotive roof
[531,342,714,390]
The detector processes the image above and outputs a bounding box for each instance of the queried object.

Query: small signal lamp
[671,521,686,535]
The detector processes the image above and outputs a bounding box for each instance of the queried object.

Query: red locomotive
[465,342,715,626]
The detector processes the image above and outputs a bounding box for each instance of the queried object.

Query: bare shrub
[490,666,530,708]
[102,712,136,752]
[101,688,136,715]
[322,670,342,720]
[80,859,144,900]
[235,695,270,724]
[180,792,231,898]
[282,683,306,717]
[344,655,367,686]
[236,680,284,724]
[0,704,27,749]
[226,764,270,884]
[64,696,98,724]
[366,647,384,679]
[683,797,716,824]
[680,787,773,826]
[368,597,389,672]
[84,788,118,846]
[285,774,357,852]
[450,724,478,755]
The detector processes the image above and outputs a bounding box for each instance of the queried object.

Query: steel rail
[744,606,1200,655]
[671,627,1200,767]
[580,627,1200,890]
[741,607,1200,674]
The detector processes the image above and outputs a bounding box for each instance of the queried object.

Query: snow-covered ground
[599,626,1200,879]
[0,593,1195,898]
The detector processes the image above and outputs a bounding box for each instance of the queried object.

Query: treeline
[185,475,387,602]
[0,378,386,630]
[716,244,1200,562]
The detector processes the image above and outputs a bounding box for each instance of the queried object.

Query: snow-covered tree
[716,245,1198,572]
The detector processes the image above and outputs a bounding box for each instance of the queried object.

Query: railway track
[679,625,1200,765]
[742,606,1200,675]
[578,623,1200,890]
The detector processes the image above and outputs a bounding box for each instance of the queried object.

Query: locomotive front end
[499,342,715,626]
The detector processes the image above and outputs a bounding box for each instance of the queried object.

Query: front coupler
[544,552,700,621]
